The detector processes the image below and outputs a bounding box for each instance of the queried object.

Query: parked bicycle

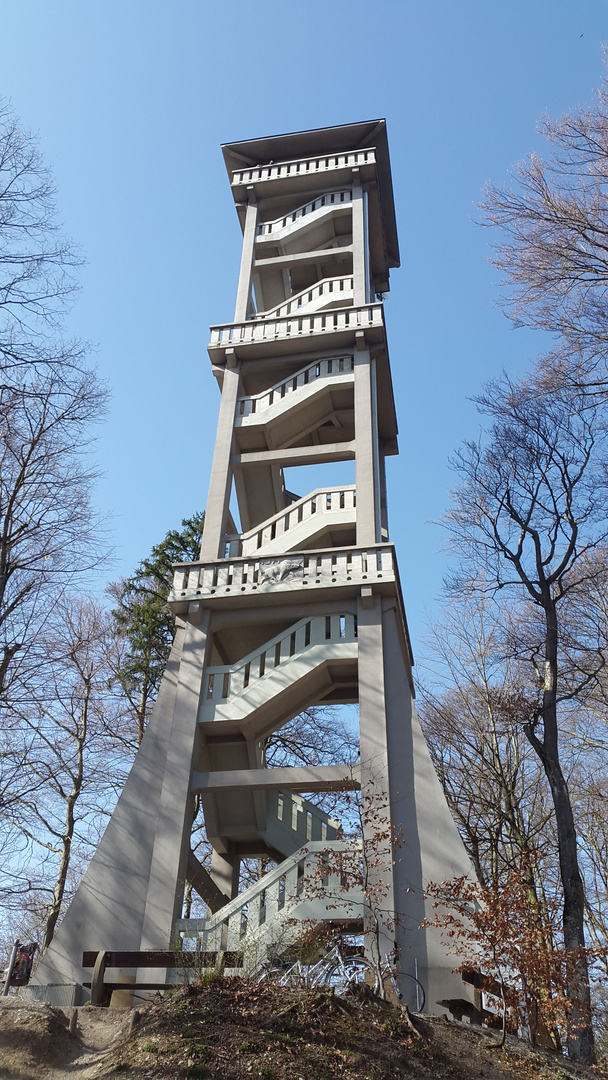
[257,941,374,996]
[380,950,426,1012]
[256,942,426,1009]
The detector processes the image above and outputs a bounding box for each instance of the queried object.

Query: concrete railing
[256,190,351,240]
[208,302,384,350]
[255,276,354,321]
[175,839,363,965]
[236,355,353,420]
[227,486,356,558]
[231,149,375,188]
[264,789,340,860]
[170,543,396,605]
[202,613,357,715]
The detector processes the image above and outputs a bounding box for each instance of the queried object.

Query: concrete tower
[33,122,474,1013]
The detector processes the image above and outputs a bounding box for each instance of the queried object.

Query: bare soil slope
[1,977,607,1080]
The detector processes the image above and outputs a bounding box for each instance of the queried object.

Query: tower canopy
[222,120,400,290]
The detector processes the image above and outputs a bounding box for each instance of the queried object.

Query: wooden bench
[82,950,243,1006]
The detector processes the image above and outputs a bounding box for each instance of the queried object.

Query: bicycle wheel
[257,962,301,987]
[381,970,426,1012]
[325,957,379,996]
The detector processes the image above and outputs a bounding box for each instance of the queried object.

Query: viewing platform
[208,302,386,360]
[169,543,398,610]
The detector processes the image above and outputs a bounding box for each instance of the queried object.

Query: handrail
[209,303,384,349]
[231,149,376,187]
[237,356,353,418]
[234,486,356,557]
[203,612,357,706]
[169,543,396,602]
[256,190,351,238]
[175,839,362,942]
[255,276,353,321]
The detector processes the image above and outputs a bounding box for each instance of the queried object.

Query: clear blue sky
[0,0,606,659]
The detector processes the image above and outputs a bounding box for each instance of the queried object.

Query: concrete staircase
[256,276,354,320]
[226,486,356,558]
[175,839,363,972]
[200,614,358,731]
[234,354,354,454]
[256,189,352,248]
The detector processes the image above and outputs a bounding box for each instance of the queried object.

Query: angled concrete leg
[140,615,211,950]
[210,851,240,900]
[357,591,395,968]
[31,626,187,989]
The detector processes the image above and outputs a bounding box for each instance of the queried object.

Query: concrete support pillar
[234,192,258,321]
[357,590,395,966]
[140,615,210,949]
[354,342,378,545]
[210,850,240,900]
[379,447,389,539]
[200,354,241,560]
[352,173,367,306]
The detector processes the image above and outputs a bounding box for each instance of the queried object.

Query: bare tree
[480,57,608,397]
[0,596,127,951]
[445,377,608,1062]
[0,101,86,385]
[0,373,106,713]
[419,597,556,896]
[0,103,108,949]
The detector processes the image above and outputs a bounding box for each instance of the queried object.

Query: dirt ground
[1,977,607,1080]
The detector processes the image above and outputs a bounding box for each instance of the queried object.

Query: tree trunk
[526,598,595,1064]
[41,675,89,954]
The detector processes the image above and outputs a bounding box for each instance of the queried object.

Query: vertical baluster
[230,668,244,696]
[318,552,331,583]
[173,568,186,592]
[350,549,363,578]
[334,551,348,583]
[215,566,229,587]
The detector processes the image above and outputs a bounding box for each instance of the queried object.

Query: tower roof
[221,120,400,270]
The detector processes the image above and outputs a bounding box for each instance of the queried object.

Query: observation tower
[33,122,475,1013]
